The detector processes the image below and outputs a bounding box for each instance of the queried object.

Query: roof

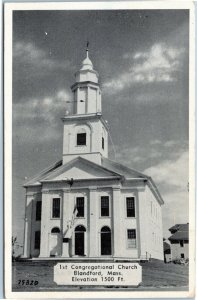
[169,224,181,232]
[41,157,122,182]
[101,158,164,204]
[23,156,164,204]
[169,223,189,233]
[163,241,171,251]
[101,157,148,179]
[168,223,189,241]
[81,56,93,71]
[24,160,62,187]
[24,156,146,187]
[169,231,189,241]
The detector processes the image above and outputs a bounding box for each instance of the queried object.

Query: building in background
[168,223,189,261]
[22,47,164,260]
[163,239,171,263]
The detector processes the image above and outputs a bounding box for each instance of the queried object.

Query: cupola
[80,50,93,71]
[74,44,99,84]
[70,43,101,115]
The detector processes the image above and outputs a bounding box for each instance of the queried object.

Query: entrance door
[50,227,61,256]
[101,226,111,255]
[75,225,86,256]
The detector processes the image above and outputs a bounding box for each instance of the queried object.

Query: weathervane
[86,40,89,57]
[86,40,89,50]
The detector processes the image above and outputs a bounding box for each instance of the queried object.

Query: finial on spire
[86,40,89,57]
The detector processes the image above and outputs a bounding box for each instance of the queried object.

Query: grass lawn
[12,259,189,292]
[140,259,188,289]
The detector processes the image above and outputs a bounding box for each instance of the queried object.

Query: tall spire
[86,41,89,58]
[81,41,93,71]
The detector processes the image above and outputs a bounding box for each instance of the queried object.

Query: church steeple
[70,44,101,115]
[62,46,108,165]
[80,41,93,71]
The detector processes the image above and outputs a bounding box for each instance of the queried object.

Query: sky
[12,9,189,251]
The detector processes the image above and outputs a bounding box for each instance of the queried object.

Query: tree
[12,236,22,261]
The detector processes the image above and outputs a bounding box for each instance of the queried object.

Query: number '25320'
[18,280,38,286]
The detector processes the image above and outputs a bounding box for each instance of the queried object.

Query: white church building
[22,47,164,260]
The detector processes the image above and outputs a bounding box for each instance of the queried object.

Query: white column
[96,89,99,113]
[89,188,98,257]
[76,88,79,114]
[112,187,122,257]
[72,232,75,256]
[22,195,33,258]
[62,190,70,257]
[39,191,50,257]
[86,87,89,113]
[22,218,29,258]
[98,89,101,113]
[84,232,88,256]
[138,191,149,259]
[90,129,93,153]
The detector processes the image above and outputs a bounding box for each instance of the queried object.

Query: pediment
[41,157,121,182]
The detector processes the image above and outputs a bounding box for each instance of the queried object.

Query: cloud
[114,144,162,167]
[13,41,71,75]
[144,149,189,238]
[13,89,72,143]
[144,150,188,190]
[112,139,189,237]
[13,89,71,123]
[104,43,185,93]
[162,190,189,239]
[150,139,162,146]
[112,139,188,172]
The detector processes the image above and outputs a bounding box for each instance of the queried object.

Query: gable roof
[169,230,189,241]
[102,157,164,205]
[23,156,164,204]
[101,157,148,179]
[163,241,171,251]
[168,223,189,241]
[24,157,122,187]
[40,156,122,182]
[169,223,189,233]
[24,160,62,187]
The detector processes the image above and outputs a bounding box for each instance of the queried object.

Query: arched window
[51,227,60,233]
[102,137,104,150]
[101,226,111,233]
[34,231,40,250]
[77,129,86,146]
[101,226,111,255]
[75,225,86,256]
[102,127,106,150]
[75,225,86,232]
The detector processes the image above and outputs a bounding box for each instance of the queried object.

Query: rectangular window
[34,231,40,249]
[76,197,84,217]
[180,240,184,247]
[126,197,135,217]
[77,133,86,145]
[52,198,60,218]
[181,253,185,258]
[127,229,136,248]
[102,137,104,150]
[36,201,42,221]
[101,196,109,216]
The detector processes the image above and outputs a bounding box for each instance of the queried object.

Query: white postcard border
[4,1,195,298]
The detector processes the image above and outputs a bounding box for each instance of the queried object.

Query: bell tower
[62,44,109,165]
[71,44,101,115]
